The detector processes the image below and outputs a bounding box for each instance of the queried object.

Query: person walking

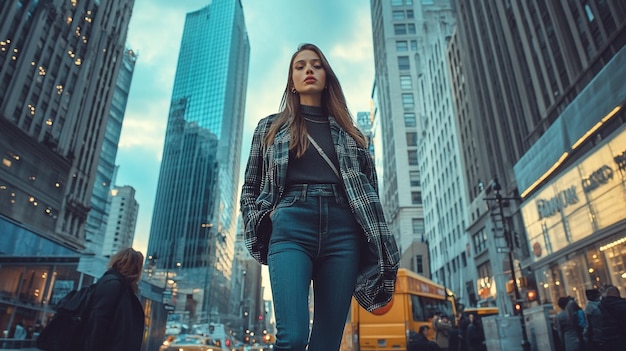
[434,314,451,351]
[584,288,606,350]
[82,248,145,351]
[598,285,626,351]
[466,314,485,351]
[13,321,27,348]
[556,296,584,351]
[240,43,400,351]
[408,325,441,351]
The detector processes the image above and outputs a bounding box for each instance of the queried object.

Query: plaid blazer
[240,114,400,312]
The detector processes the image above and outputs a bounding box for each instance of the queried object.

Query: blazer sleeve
[240,118,270,222]
[358,143,380,194]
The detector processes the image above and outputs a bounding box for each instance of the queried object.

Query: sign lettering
[536,186,579,219]
[582,165,614,193]
[615,150,626,172]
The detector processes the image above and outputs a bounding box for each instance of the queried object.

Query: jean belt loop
[300,183,308,201]
[331,184,339,204]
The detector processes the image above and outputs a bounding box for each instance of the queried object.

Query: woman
[83,248,145,351]
[556,296,584,351]
[240,43,399,351]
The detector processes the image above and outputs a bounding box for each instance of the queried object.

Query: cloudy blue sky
[116,0,375,273]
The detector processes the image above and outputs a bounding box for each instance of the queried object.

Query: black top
[285,105,341,186]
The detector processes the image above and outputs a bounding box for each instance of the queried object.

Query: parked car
[245,343,274,351]
[159,334,225,351]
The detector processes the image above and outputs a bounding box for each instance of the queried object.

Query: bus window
[421,297,454,319]
[410,295,425,321]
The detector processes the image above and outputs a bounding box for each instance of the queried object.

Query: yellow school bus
[341,268,457,351]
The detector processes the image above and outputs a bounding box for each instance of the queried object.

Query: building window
[393,10,405,20]
[412,218,424,234]
[408,150,418,165]
[411,191,422,204]
[404,113,416,127]
[402,93,414,109]
[411,40,417,51]
[415,255,424,274]
[407,10,414,18]
[400,75,412,89]
[396,41,408,52]
[410,171,420,186]
[408,23,416,34]
[392,0,403,6]
[394,24,407,35]
[473,228,488,254]
[398,56,410,70]
[406,132,417,146]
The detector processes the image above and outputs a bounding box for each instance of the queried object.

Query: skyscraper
[0,0,139,338]
[86,48,138,255]
[450,0,626,315]
[102,185,138,256]
[0,0,135,249]
[369,0,476,305]
[146,0,249,322]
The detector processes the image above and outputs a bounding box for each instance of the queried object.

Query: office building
[146,0,249,323]
[86,49,138,255]
[369,0,476,302]
[450,0,626,313]
[102,185,139,256]
[0,0,169,347]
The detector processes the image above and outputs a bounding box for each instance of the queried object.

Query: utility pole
[485,178,531,351]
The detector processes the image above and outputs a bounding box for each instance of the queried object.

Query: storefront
[520,125,626,307]
[0,215,167,350]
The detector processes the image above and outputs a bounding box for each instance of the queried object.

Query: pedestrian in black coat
[466,314,486,351]
[83,248,145,351]
[598,285,626,351]
[408,326,441,351]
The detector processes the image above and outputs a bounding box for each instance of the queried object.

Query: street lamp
[240,270,247,336]
[485,177,531,351]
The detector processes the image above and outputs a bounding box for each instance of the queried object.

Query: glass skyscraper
[86,49,138,256]
[146,0,249,323]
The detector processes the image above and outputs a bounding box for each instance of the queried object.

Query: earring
[291,88,297,94]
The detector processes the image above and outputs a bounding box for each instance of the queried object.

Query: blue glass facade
[86,49,138,255]
[147,0,249,320]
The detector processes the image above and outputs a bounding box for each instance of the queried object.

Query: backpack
[36,283,97,351]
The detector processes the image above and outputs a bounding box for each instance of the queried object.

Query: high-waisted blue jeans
[268,183,363,351]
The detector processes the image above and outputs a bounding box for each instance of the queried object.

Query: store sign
[582,165,614,193]
[615,150,626,171]
[535,161,619,219]
[536,186,579,220]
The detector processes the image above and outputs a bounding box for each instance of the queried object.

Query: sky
[116,0,376,297]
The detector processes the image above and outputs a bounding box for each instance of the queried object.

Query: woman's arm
[240,118,270,219]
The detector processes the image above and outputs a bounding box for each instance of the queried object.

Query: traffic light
[514,302,522,315]
[527,289,537,302]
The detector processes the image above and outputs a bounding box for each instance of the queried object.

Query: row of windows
[391,0,413,6]
[393,9,414,20]
[397,40,418,52]
[394,23,416,35]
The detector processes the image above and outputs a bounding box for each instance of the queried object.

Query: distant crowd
[555,284,626,351]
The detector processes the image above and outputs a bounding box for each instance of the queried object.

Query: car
[159,334,226,351]
[245,343,274,351]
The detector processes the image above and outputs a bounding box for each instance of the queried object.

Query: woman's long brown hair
[108,247,144,293]
[264,43,367,157]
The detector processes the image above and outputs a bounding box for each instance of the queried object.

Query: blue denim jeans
[268,183,363,351]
